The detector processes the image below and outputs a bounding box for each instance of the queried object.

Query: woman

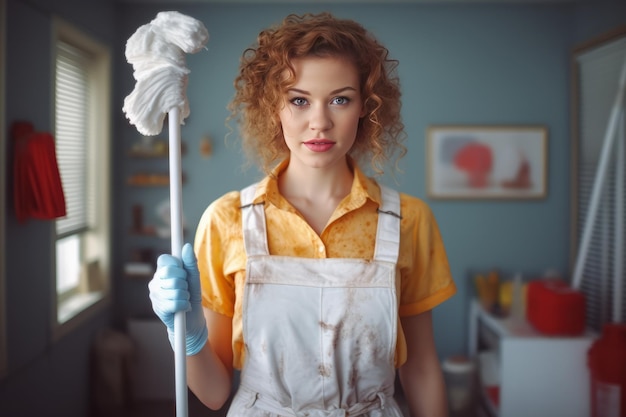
[149,12,456,417]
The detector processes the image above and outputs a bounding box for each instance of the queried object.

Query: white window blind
[575,36,626,329]
[55,41,91,237]
[52,18,111,335]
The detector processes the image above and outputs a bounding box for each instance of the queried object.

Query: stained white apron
[227,185,405,417]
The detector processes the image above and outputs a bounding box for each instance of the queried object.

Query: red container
[526,279,586,335]
[588,324,626,417]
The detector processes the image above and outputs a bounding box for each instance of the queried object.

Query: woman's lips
[304,139,334,152]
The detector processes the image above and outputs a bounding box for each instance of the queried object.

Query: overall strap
[373,185,401,264]
[240,184,269,257]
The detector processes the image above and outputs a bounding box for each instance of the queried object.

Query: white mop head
[123,11,209,136]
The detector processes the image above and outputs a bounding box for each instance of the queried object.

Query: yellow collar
[251,158,383,210]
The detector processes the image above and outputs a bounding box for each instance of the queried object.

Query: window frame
[571,26,626,330]
[0,0,7,378]
[51,18,112,340]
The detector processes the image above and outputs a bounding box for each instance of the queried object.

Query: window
[52,19,111,337]
[572,29,626,330]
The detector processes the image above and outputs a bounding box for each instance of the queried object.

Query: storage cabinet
[123,138,187,279]
[468,299,595,417]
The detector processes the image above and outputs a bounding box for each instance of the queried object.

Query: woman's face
[278,55,365,171]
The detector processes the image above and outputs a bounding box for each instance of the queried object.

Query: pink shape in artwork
[453,142,493,188]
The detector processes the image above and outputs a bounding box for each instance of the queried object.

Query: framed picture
[427,125,548,199]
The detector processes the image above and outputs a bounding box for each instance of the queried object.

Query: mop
[122,11,209,417]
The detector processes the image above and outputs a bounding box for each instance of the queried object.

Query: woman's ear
[360,102,367,118]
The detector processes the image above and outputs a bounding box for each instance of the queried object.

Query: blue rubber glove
[148,243,208,356]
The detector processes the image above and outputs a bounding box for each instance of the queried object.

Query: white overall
[227,184,405,417]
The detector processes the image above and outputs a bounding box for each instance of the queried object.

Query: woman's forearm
[399,359,448,417]
[187,307,235,410]
[187,341,233,410]
[399,312,449,417]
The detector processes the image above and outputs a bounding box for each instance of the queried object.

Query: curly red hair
[228,12,406,175]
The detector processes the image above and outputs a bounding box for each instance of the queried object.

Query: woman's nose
[309,104,333,132]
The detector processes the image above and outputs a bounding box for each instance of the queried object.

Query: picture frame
[426,125,548,199]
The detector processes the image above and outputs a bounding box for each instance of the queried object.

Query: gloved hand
[148,243,208,356]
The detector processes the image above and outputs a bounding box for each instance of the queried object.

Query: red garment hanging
[12,121,66,222]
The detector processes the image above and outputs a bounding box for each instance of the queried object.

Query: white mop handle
[571,56,626,290]
[168,107,188,417]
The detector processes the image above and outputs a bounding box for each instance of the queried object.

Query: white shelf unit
[468,299,596,417]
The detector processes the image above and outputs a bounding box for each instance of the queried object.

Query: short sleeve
[194,191,244,317]
[397,195,456,317]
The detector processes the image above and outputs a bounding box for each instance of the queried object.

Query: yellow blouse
[195,159,456,370]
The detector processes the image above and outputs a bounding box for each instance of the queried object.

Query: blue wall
[2,1,626,416]
[114,2,625,362]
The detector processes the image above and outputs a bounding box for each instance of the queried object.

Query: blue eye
[332,96,350,105]
[290,97,308,106]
